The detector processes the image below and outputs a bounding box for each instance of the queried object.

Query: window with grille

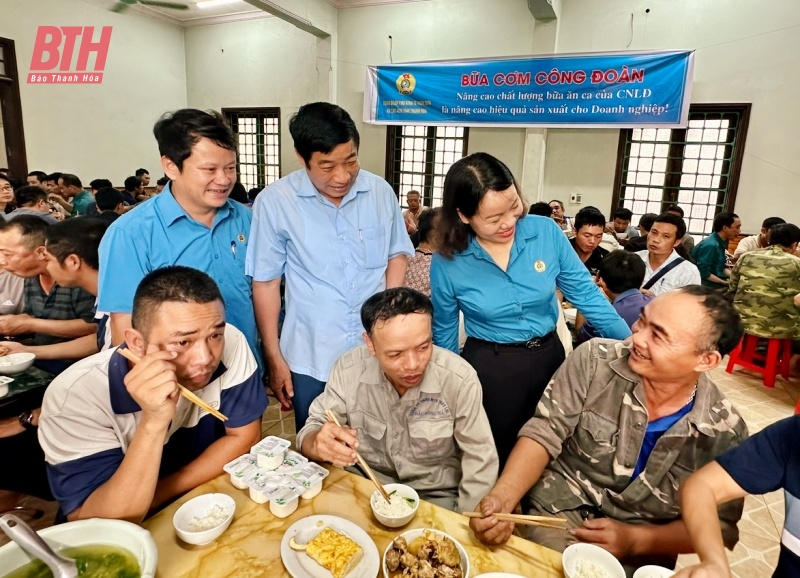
[385,125,469,208]
[611,104,751,239]
[222,107,280,191]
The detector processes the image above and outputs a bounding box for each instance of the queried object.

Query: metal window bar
[612,105,750,239]
[222,108,281,192]
[385,125,468,208]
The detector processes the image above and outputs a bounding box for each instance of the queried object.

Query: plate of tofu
[281,514,380,578]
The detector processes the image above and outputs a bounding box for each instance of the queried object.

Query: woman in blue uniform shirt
[430,153,631,468]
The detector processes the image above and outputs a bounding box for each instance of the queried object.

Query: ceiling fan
[110,0,191,13]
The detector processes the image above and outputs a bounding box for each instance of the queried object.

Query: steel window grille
[385,125,469,208]
[612,104,750,239]
[223,107,281,191]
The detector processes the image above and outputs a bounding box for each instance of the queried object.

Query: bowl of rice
[0,352,35,376]
[370,483,419,528]
[562,543,626,578]
[632,565,675,578]
[173,493,235,545]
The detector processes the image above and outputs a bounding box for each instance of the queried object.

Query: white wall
[184,16,330,176]
[545,0,800,230]
[336,0,537,180]
[0,0,186,185]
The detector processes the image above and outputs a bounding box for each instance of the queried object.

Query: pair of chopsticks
[462,511,568,530]
[324,409,392,503]
[117,347,228,422]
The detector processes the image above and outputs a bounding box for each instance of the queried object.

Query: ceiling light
[196,0,240,9]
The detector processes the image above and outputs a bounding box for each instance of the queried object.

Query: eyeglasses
[0,185,13,192]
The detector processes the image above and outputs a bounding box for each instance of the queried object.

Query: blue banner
[364,50,694,128]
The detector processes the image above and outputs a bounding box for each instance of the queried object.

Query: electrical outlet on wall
[570,193,582,205]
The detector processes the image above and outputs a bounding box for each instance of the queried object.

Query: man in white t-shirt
[636,213,701,295]
[731,216,785,264]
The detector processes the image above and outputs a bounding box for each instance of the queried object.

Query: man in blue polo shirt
[39,267,267,522]
[97,109,261,369]
[246,102,413,429]
[677,416,800,578]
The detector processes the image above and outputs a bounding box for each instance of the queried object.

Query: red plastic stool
[725,333,792,388]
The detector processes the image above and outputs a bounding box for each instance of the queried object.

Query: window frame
[611,103,751,235]
[222,106,281,191]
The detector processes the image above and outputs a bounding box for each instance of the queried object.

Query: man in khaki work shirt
[297,287,498,512]
[470,286,748,575]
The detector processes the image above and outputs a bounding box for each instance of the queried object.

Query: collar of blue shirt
[155,182,233,228]
[608,341,719,434]
[108,347,228,415]
[613,288,645,304]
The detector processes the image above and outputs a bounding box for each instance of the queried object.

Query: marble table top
[142,467,563,577]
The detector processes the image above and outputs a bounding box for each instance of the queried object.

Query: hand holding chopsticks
[117,347,228,422]
[324,409,392,503]
[463,511,569,530]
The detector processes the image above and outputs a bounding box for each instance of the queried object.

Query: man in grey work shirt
[297,287,498,512]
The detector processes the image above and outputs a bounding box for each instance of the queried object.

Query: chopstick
[462,511,568,529]
[117,347,229,422]
[324,409,392,503]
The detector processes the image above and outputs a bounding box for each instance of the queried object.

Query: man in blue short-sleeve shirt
[246,102,413,430]
[678,416,800,578]
[39,267,267,522]
[97,109,261,368]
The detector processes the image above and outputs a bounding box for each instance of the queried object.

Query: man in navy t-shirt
[677,415,800,578]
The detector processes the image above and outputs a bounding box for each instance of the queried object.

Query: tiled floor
[2,360,794,575]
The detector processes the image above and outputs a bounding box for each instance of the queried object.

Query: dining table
[143,466,564,578]
[0,365,55,419]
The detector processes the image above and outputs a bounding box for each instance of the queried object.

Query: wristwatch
[18,410,36,430]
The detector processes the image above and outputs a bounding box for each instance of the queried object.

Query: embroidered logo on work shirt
[534,260,546,272]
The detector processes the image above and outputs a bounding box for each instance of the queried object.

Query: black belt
[470,331,557,350]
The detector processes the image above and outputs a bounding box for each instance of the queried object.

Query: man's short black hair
[598,251,646,294]
[0,214,50,249]
[132,266,224,338]
[574,207,606,231]
[45,172,62,184]
[613,207,633,222]
[45,218,108,270]
[124,176,141,192]
[248,187,261,202]
[638,213,658,232]
[768,223,800,248]
[665,204,684,217]
[153,109,236,172]
[762,217,786,230]
[361,287,433,334]
[156,176,170,187]
[95,187,124,211]
[712,212,739,233]
[417,207,441,244]
[135,168,149,178]
[14,185,48,208]
[652,213,687,240]
[549,199,564,209]
[289,102,360,165]
[28,171,48,182]
[89,178,112,190]
[679,285,743,356]
[59,173,82,189]
[528,202,553,217]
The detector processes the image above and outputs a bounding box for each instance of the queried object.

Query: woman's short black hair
[438,152,522,258]
[361,287,433,334]
[417,207,441,244]
[153,109,236,172]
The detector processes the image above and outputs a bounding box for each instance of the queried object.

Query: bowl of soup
[0,518,157,578]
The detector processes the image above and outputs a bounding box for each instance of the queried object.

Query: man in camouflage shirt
[470,287,748,574]
[728,223,800,340]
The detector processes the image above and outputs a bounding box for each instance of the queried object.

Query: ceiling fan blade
[137,0,190,9]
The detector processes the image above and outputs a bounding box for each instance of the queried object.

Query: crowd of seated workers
[1,102,799,578]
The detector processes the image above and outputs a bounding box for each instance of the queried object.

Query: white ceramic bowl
[633,565,675,578]
[370,483,420,528]
[562,543,626,578]
[0,352,36,376]
[0,518,157,577]
[382,528,470,578]
[172,493,235,546]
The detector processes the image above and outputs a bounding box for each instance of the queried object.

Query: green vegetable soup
[3,545,140,578]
